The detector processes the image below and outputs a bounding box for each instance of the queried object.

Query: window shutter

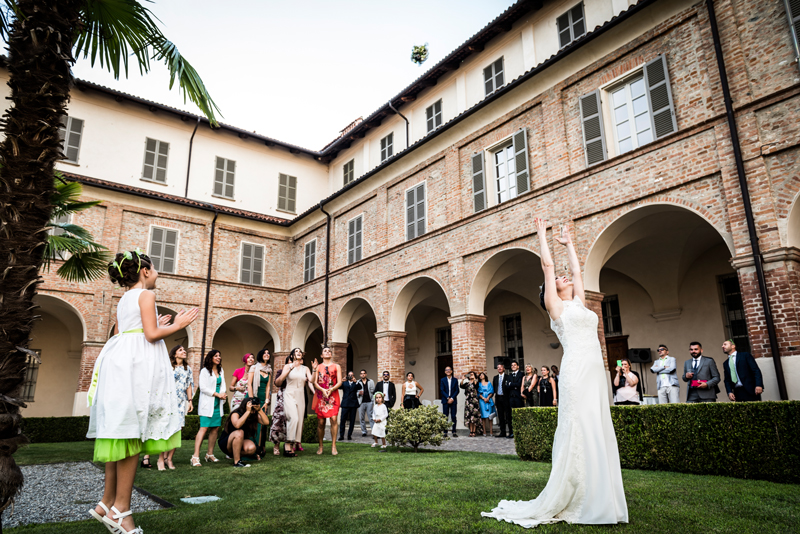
[163,229,177,274]
[643,55,677,139]
[305,240,315,281]
[241,243,252,284]
[348,219,355,264]
[252,245,263,285]
[214,157,225,196]
[287,175,297,213]
[512,129,530,195]
[494,58,504,88]
[557,13,571,48]
[484,65,494,95]
[406,187,416,241]
[156,142,169,183]
[278,174,288,211]
[64,117,83,162]
[225,159,235,198]
[571,4,586,40]
[579,90,607,167]
[416,183,425,237]
[472,152,486,212]
[355,216,362,262]
[785,0,800,60]
[426,106,434,132]
[150,227,164,271]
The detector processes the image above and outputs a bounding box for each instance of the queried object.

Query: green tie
[729,355,738,384]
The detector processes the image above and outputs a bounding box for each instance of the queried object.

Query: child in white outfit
[371,392,389,449]
[87,250,198,534]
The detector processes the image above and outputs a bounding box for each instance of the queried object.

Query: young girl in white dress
[87,250,198,534]
[371,392,388,449]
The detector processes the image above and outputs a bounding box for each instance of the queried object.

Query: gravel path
[4,462,165,529]
[323,427,518,454]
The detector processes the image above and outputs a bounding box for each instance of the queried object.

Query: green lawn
[9,440,800,533]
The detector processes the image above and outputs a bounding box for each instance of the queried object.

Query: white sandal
[102,506,144,534]
[204,453,219,463]
[190,455,201,467]
[88,501,115,532]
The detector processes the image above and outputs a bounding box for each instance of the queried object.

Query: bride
[482,217,628,528]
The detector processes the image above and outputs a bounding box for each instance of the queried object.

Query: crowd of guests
[612,339,764,405]
[139,337,763,470]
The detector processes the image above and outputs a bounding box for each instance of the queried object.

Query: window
[490,129,530,205]
[557,3,586,49]
[214,157,235,199]
[240,242,264,285]
[347,215,363,264]
[406,182,426,240]
[718,274,750,352]
[435,327,453,400]
[426,100,442,133]
[142,138,169,183]
[303,239,316,283]
[278,173,297,213]
[502,314,524,367]
[609,76,652,155]
[580,55,677,166]
[483,57,504,96]
[343,159,355,186]
[380,133,393,162]
[21,350,40,402]
[601,295,622,337]
[785,0,800,61]
[58,116,84,163]
[148,226,178,274]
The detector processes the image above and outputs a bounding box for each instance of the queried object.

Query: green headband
[112,247,146,278]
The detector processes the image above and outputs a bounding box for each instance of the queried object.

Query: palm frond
[56,250,113,283]
[74,0,220,125]
[0,1,20,43]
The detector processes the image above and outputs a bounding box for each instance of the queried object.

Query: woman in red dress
[313,346,343,455]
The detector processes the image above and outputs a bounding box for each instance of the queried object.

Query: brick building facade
[20,0,800,422]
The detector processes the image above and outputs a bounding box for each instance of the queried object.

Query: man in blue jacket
[338,371,359,440]
[440,366,459,437]
[722,340,764,402]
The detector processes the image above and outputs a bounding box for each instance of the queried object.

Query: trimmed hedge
[513,401,800,483]
[21,412,320,444]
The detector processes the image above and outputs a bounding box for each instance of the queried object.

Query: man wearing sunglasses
[650,344,679,404]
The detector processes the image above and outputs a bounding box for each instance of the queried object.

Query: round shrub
[386,405,451,452]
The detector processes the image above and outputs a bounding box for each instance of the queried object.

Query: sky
[70,0,518,151]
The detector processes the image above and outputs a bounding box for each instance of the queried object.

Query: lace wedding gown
[482,296,628,528]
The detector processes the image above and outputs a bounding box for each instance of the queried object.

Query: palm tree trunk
[0,0,82,510]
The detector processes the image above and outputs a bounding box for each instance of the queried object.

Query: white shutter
[580,90,607,167]
[513,129,530,195]
[60,116,84,163]
[472,152,486,212]
[643,55,678,139]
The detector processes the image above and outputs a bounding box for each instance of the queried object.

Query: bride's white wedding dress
[482,296,628,528]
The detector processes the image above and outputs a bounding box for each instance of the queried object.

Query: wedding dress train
[482,296,628,528]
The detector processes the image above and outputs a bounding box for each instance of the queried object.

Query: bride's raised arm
[536,217,563,319]
[554,222,585,306]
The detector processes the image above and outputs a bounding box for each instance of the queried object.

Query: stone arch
[212,313,281,360]
[584,202,734,293]
[389,276,452,332]
[290,311,323,351]
[332,297,377,344]
[35,293,88,342]
[467,247,544,316]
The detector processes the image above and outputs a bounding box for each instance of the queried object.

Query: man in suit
[492,363,513,438]
[722,340,764,402]
[682,341,720,403]
[508,361,524,414]
[376,370,397,410]
[355,369,375,436]
[439,366,459,437]
[338,371,359,440]
[650,344,680,404]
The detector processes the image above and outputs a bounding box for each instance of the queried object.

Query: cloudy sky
[71,0,517,150]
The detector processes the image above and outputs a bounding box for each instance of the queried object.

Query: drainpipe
[320,202,332,344]
[388,101,410,150]
[706,0,787,400]
[200,210,219,358]
[184,117,201,198]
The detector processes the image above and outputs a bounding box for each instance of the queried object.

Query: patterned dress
[312,364,341,419]
[230,367,249,411]
[173,365,194,426]
[269,369,287,444]
[461,380,481,426]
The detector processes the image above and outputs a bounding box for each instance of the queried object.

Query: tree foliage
[386,405,450,452]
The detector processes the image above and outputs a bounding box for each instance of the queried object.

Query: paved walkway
[322,427,517,455]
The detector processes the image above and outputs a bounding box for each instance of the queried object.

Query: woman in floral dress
[269,366,288,455]
[230,353,254,411]
[460,371,482,437]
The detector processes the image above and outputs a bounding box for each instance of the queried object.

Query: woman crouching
[218,396,270,467]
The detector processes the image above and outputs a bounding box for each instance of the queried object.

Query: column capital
[584,290,605,303]
[329,341,349,349]
[447,314,487,325]
[374,330,407,340]
[82,341,106,348]
[731,247,800,269]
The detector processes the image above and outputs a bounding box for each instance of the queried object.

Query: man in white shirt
[650,344,679,403]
